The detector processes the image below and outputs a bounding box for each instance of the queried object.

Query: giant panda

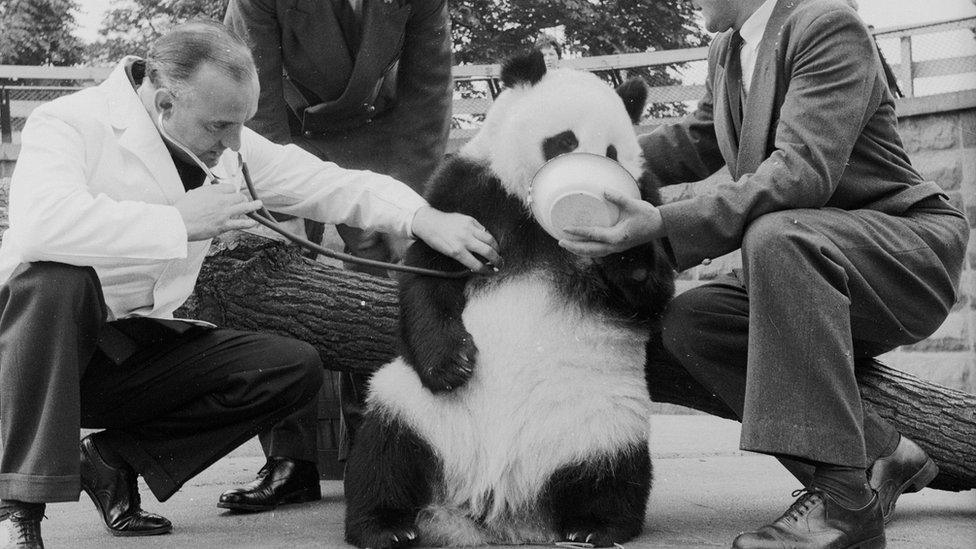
[344,50,675,548]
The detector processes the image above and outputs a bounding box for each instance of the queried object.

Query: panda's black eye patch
[542,130,579,161]
[606,145,618,161]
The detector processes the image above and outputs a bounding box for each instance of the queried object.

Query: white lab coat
[0,58,427,320]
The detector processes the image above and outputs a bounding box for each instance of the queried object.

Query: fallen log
[179,232,976,492]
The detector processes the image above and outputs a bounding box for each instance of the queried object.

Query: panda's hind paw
[357,523,419,549]
[563,527,618,548]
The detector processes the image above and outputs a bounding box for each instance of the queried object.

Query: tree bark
[179,232,976,492]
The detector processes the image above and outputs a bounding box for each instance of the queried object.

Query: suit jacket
[0,58,426,320]
[225,0,453,190]
[639,0,953,271]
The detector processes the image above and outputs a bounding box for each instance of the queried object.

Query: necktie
[333,0,362,53]
[726,32,745,140]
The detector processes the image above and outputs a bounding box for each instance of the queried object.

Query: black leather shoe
[868,434,938,524]
[0,504,44,548]
[732,488,885,549]
[217,457,321,512]
[79,435,172,537]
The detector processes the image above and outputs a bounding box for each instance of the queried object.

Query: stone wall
[659,90,976,393]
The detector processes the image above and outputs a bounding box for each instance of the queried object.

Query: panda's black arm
[394,156,519,392]
[594,241,676,325]
[397,243,477,393]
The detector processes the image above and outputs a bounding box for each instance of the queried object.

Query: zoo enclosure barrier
[1,16,973,152]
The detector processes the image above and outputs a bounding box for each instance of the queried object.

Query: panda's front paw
[355,522,419,549]
[417,332,478,393]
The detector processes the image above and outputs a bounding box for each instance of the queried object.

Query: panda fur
[344,50,675,548]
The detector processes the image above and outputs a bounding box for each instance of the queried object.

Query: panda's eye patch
[542,130,579,161]
[606,145,618,161]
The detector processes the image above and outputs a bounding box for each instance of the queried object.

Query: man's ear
[153,88,176,118]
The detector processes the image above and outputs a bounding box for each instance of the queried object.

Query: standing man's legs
[660,205,966,546]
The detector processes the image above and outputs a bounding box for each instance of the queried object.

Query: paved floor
[44,415,975,548]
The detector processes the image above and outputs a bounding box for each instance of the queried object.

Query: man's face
[692,0,741,33]
[158,63,259,167]
[541,46,560,69]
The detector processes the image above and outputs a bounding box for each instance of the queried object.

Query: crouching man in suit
[561,1,968,547]
[0,20,497,548]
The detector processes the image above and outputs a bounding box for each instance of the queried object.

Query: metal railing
[2,16,973,149]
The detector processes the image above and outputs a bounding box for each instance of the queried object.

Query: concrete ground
[44,415,975,548]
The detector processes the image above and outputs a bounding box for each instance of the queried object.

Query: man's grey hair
[145,19,256,96]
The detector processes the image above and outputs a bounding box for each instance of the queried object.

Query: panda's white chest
[456,274,650,498]
[369,274,651,523]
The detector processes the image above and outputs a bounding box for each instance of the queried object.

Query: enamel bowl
[529,152,641,241]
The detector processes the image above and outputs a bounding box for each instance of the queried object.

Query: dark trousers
[0,262,324,503]
[661,204,967,469]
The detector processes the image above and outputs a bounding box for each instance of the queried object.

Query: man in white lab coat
[0,21,498,547]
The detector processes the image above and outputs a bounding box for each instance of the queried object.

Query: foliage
[450,0,707,117]
[84,0,227,64]
[0,0,84,65]
[451,0,706,63]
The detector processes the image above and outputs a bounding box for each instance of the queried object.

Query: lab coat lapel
[105,58,186,205]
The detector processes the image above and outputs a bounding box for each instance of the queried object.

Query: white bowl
[529,152,641,241]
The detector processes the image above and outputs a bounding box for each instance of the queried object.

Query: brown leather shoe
[79,435,172,537]
[217,457,321,512]
[0,504,44,549]
[732,489,885,549]
[868,434,938,524]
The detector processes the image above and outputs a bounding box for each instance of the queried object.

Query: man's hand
[411,206,501,272]
[174,183,262,241]
[559,190,664,258]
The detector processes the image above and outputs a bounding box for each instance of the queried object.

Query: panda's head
[460,50,648,205]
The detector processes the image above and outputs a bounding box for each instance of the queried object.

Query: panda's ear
[501,49,547,88]
[616,78,648,124]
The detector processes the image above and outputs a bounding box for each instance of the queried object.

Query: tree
[179,233,976,492]
[450,1,708,117]
[451,0,705,62]
[84,0,226,64]
[0,0,84,65]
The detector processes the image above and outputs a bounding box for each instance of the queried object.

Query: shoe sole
[216,487,322,512]
[882,458,939,524]
[848,533,886,549]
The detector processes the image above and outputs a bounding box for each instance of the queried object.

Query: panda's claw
[356,524,419,549]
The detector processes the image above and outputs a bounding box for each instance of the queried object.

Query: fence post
[899,35,915,98]
[0,80,11,144]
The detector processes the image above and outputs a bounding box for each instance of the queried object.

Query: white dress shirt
[739,0,778,96]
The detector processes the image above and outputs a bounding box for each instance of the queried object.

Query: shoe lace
[781,488,824,523]
[7,511,45,543]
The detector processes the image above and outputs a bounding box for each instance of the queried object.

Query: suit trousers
[661,203,967,469]
[0,262,324,503]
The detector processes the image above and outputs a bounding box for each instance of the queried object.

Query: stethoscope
[156,112,478,279]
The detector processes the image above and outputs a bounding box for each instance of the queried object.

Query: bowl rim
[529,151,638,202]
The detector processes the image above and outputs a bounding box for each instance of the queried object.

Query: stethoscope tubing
[156,112,476,279]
